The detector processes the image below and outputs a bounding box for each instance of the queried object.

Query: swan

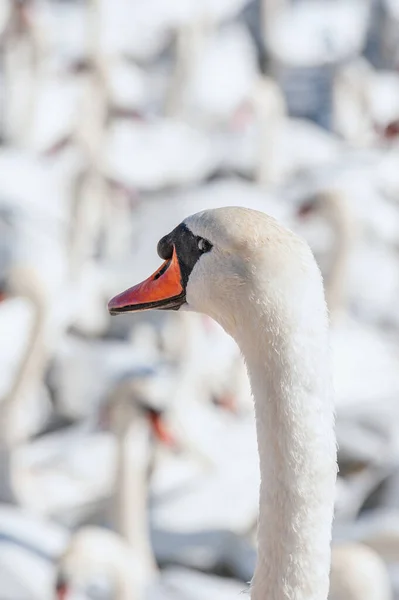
[330,543,392,600]
[55,374,247,600]
[0,266,50,443]
[110,182,297,534]
[106,118,220,192]
[333,509,399,597]
[0,0,10,37]
[263,0,369,130]
[335,508,399,564]
[0,504,69,600]
[220,114,342,186]
[97,0,251,62]
[11,361,175,520]
[56,527,246,600]
[0,267,162,514]
[166,22,258,124]
[296,190,358,318]
[108,206,337,599]
[306,185,399,324]
[296,189,399,412]
[333,58,399,146]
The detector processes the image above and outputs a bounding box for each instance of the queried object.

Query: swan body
[57,526,246,600]
[36,1,88,66]
[106,119,219,192]
[108,206,337,600]
[266,0,369,67]
[220,117,342,184]
[173,24,258,125]
[57,526,148,600]
[330,543,392,600]
[27,72,86,153]
[56,372,249,599]
[0,504,68,559]
[333,58,399,145]
[0,539,54,600]
[98,0,251,61]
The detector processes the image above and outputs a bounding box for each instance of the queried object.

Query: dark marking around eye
[156,223,213,291]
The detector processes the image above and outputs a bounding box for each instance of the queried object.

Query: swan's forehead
[184,206,297,254]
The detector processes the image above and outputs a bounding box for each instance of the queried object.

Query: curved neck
[323,194,357,319]
[233,297,337,600]
[1,270,48,446]
[112,404,157,581]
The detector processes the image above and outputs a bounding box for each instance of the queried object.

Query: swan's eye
[197,237,212,254]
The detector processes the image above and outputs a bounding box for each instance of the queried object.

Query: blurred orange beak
[56,584,68,600]
[213,394,239,415]
[108,246,185,314]
[297,202,314,218]
[148,410,177,448]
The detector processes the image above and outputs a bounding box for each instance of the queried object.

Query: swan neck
[1,274,48,445]
[113,412,157,578]
[235,308,336,600]
[324,194,356,318]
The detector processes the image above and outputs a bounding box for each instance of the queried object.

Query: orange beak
[297,202,314,218]
[108,246,185,314]
[55,583,68,600]
[148,410,177,448]
[212,393,239,415]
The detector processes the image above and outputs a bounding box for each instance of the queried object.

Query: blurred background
[1,0,399,598]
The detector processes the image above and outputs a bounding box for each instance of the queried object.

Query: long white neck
[232,277,337,600]
[323,193,357,319]
[1,268,48,446]
[112,403,158,581]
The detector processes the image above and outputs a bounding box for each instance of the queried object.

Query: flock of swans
[2,0,399,598]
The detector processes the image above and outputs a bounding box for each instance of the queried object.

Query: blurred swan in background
[56,527,246,600]
[330,543,392,600]
[297,189,399,413]
[55,374,248,600]
[0,267,49,447]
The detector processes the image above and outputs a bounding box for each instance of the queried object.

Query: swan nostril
[157,235,174,260]
[153,260,170,280]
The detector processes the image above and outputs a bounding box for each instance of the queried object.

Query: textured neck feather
[233,278,337,600]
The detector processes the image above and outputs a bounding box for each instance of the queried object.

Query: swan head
[101,371,177,447]
[108,206,323,336]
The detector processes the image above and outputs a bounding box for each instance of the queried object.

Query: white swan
[330,543,392,600]
[1,0,43,145]
[335,508,399,564]
[297,186,399,324]
[108,206,337,599]
[56,527,246,600]
[0,504,69,600]
[296,190,399,413]
[55,374,247,600]
[0,266,51,504]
